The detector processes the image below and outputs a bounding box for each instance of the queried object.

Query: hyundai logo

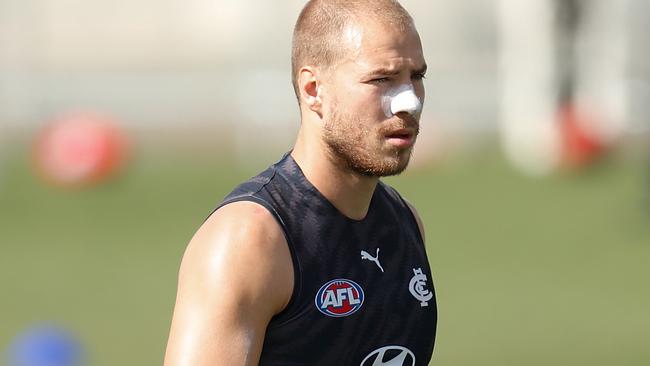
[360,345,415,366]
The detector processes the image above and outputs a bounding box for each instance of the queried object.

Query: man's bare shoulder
[190,201,288,259]
[181,200,293,312]
[165,201,293,365]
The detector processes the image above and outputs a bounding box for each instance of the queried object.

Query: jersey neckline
[277,152,382,224]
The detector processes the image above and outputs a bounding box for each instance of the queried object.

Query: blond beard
[322,107,416,177]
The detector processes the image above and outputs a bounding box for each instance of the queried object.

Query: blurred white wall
[0,0,647,153]
[0,1,497,137]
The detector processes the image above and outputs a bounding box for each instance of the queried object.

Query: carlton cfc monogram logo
[315,279,364,317]
[409,268,433,307]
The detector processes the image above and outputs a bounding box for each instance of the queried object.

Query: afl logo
[315,279,364,317]
[360,345,415,366]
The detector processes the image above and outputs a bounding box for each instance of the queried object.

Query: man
[164,1,436,365]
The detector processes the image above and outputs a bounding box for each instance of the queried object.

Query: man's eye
[371,77,390,84]
[412,73,426,81]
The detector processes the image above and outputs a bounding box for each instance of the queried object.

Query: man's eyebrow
[366,64,428,76]
[367,67,401,76]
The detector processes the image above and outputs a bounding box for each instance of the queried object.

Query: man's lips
[384,128,416,148]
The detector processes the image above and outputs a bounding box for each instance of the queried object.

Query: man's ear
[298,67,324,117]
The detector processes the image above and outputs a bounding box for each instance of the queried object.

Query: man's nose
[390,87,422,117]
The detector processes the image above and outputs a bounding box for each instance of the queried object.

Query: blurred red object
[33,112,130,188]
[558,104,607,169]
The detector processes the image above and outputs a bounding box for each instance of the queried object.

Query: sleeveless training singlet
[215,153,437,366]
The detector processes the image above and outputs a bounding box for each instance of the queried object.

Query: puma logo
[361,248,384,273]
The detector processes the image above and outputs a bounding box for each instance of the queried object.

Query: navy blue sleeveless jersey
[214,153,437,366]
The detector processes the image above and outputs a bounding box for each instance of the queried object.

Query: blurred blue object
[6,325,84,366]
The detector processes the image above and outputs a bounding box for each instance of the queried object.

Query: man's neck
[291,135,378,221]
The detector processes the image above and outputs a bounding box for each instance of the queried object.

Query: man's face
[321,19,426,177]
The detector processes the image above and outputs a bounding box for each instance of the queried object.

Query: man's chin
[389,148,415,174]
[364,153,412,177]
[380,160,411,177]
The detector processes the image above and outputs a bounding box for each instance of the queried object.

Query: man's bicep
[164,202,293,366]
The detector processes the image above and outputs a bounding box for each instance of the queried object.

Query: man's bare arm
[164,201,294,366]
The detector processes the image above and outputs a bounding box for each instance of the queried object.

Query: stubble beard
[322,108,418,177]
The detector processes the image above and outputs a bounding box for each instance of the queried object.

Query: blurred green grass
[1,147,649,365]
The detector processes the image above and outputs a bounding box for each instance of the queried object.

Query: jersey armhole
[381,183,426,247]
[401,197,425,247]
[211,196,303,325]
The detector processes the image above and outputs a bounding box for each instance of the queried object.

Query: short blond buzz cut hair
[291,0,415,102]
